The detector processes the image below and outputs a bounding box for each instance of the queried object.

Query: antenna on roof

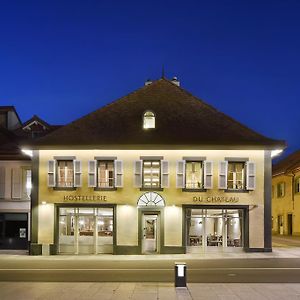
[161,65,165,79]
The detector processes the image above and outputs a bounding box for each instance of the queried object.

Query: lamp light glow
[271,149,283,158]
[21,149,33,157]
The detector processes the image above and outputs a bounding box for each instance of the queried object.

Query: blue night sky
[0,0,299,158]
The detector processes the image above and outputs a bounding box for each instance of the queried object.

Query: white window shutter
[246,162,256,190]
[176,160,185,188]
[204,161,213,189]
[73,160,82,187]
[218,161,228,189]
[88,160,97,187]
[134,160,142,188]
[0,167,5,199]
[48,160,56,187]
[12,168,22,199]
[161,160,169,188]
[115,160,123,188]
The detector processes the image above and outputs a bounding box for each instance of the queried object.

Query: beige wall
[37,149,266,248]
[272,170,300,235]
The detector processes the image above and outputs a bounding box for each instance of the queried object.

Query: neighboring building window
[185,161,203,189]
[295,177,300,194]
[277,182,285,198]
[143,160,160,188]
[143,111,155,129]
[227,162,245,190]
[57,160,74,188]
[22,169,32,200]
[0,112,7,128]
[97,161,114,188]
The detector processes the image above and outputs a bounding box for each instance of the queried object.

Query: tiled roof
[273,150,300,176]
[28,78,285,149]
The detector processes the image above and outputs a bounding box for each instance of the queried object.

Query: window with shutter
[161,160,169,188]
[142,160,161,189]
[204,161,213,189]
[176,161,185,188]
[134,160,143,188]
[73,160,82,187]
[115,160,123,188]
[57,160,74,188]
[218,161,228,190]
[48,160,56,187]
[185,161,203,189]
[246,162,256,190]
[88,160,97,187]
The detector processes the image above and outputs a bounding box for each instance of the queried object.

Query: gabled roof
[273,150,300,176]
[29,78,285,149]
[14,115,62,138]
[22,115,51,130]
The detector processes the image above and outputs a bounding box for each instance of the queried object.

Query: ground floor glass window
[186,208,243,250]
[58,207,113,254]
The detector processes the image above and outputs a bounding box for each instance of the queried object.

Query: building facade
[0,108,59,250]
[25,78,285,255]
[272,150,300,236]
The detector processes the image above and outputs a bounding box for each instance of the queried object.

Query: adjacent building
[23,78,285,255]
[272,150,300,235]
[0,107,58,251]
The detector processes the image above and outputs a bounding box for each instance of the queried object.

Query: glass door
[58,207,114,254]
[142,214,159,254]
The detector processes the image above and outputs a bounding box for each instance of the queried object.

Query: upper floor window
[143,160,161,188]
[48,159,82,189]
[227,162,245,190]
[295,177,300,194]
[88,159,123,189]
[185,161,203,189]
[97,161,114,188]
[143,111,155,129]
[57,160,74,188]
[277,182,285,198]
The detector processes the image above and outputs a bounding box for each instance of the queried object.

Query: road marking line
[1,267,300,271]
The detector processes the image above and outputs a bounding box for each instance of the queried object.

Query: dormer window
[143,111,155,129]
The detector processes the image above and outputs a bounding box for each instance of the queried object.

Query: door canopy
[137,192,165,207]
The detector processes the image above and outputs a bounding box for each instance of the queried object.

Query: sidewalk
[1,282,300,300]
[2,247,300,260]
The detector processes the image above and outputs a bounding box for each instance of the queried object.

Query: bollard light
[175,262,186,287]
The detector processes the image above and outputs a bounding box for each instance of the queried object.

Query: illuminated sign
[193,196,239,203]
[63,195,107,202]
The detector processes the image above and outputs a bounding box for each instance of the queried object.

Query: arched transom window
[137,192,165,207]
[143,111,155,129]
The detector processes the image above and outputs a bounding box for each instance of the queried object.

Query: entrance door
[288,214,293,235]
[142,214,159,254]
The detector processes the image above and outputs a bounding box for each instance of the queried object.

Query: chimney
[171,76,180,86]
[145,79,152,86]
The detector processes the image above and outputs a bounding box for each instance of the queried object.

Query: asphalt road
[1,257,300,283]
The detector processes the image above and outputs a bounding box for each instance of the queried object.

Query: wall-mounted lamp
[21,149,33,157]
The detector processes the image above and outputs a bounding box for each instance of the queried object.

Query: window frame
[277,182,285,198]
[183,160,205,191]
[142,160,161,190]
[226,161,246,192]
[143,110,155,129]
[95,160,116,191]
[55,159,75,190]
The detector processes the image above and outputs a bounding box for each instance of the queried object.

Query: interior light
[271,149,283,158]
[41,201,47,205]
